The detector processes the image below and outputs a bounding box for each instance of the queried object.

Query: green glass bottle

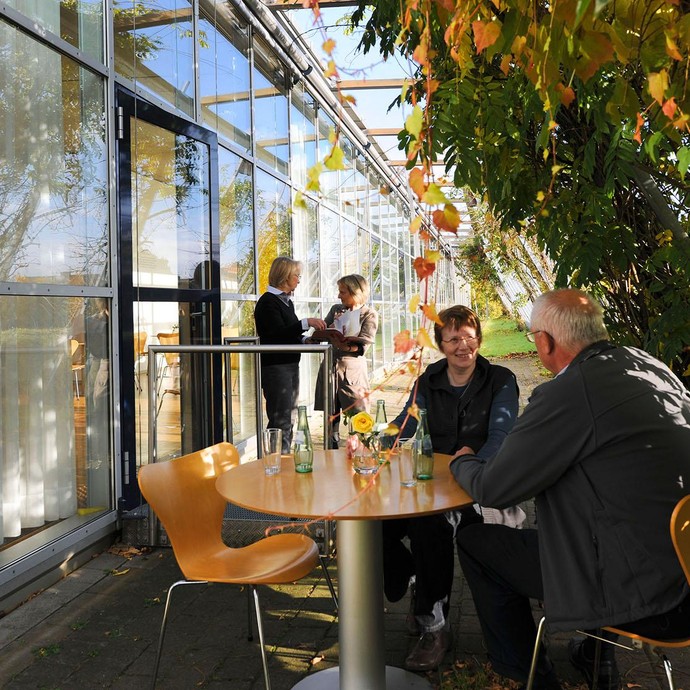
[293,406,314,473]
[414,408,434,479]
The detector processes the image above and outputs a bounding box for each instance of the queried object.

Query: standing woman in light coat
[315,274,378,448]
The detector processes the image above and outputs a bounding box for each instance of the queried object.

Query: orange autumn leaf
[322,38,336,55]
[434,0,455,10]
[662,97,677,120]
[393,330,416,354]
[472,20,502,54]
[665,32,683,61]
[421,302,444,325]
[634,112,644,144]
[432,204,460,233]
[556,83,576,107]
[413,256,437,280]
[409,168,427,201]
[407,402,421,422]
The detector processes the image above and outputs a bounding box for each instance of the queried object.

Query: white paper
[334,308,361,337]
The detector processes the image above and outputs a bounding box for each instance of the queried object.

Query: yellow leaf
[405,105,424,140]
[426,250,441,263]
[111,568,130,577]
[536,190,545,202]
[511,35,527,55]
[293,190,307,210]
[551,165,563,175]
[408,294,421,313]
[648,71,668,105]
[665,32,682,61]
[409,215,423,234]
[324,145,346,171]
[322,38,336,55]
[323,60,338,79]
[421,183,449,205]
[408,403,420,422]
[328,128,337,145]
[416,328,436,349]
[306,162,323,192]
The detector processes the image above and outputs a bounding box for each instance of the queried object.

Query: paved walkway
[1,355,688,689]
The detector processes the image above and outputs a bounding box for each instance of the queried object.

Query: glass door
[116,89,222,508]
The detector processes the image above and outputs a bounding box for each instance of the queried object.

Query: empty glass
[262,428,282,475]
[399,441,417,487]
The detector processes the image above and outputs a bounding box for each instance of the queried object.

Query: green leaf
[405,105,424,140]
[677,147,690,181]
[573,0,593,29]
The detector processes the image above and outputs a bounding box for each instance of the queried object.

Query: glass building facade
[0,0,461,608]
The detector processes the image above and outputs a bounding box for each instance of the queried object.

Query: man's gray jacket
[452,341,690,632]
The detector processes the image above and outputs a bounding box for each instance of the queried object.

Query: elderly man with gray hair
[452,289,690,690]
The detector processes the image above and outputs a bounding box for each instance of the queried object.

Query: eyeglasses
[525,330,542,343]
[441,336,479,348]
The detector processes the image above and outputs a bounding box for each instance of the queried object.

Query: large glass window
[252,37,289,175]
[317,111,338,206]
[320,206,340,297]
[0,20,108,285]
[131,118,210,288]
[113,0,194,118]
[293,196,319,298]
[219,147,254,294]
[6,0,104,61]
[0,295,112,545]
[199,3,251,152]
[290,83,316,188]
[255,169,290,291]
[342,219,357,276]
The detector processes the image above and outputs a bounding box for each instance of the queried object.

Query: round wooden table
[215,449,473,690]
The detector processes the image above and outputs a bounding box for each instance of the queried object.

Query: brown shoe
[404,630,452,671]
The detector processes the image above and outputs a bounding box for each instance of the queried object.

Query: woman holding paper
[314,274,378,448]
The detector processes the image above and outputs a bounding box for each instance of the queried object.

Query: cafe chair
[138,442,322,690]
[526,494,690,690]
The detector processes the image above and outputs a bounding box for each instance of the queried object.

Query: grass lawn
[480,319,537,358]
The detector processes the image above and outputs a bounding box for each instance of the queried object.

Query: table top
[215,449,473,520]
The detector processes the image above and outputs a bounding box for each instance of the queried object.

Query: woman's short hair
[531,289,608,351]
[268,257,302,289]
[434,305,482,348]
[338,274,369,305]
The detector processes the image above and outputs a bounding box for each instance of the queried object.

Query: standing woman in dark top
[254,257,326,453]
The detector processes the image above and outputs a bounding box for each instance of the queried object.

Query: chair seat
[179,532,320,585]
[603,625,690,649]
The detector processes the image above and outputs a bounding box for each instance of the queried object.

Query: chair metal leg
[247,586,254,641]
[319,554,338,613]
[251,585,272,690]
[525,616,547,690]
[643,645,675,690]
[151,579,207,690]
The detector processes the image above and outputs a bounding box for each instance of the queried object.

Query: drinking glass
[399,442,417,487]
[262,428,283,476]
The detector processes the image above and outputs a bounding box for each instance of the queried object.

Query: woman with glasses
[383,304,522,672]
[254,257,327,453]
[314,274,379,448]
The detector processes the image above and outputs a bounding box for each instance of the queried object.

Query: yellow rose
[351,411,374,434]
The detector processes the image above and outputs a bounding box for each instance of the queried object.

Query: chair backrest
[156,332,179,368]
[138,442,240,578]
[133,331,148,359]
[671,495,690,586]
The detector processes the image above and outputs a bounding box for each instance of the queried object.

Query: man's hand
[452,446,476,460]
[308,318,328,331]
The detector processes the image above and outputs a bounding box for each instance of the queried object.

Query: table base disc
[292,665,433,689]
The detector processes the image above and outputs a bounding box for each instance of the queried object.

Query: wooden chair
[133,332,148,391]
[70,339,85,399]
[526,495,690,690]
[154,332,180,414]
[138,442,322,690]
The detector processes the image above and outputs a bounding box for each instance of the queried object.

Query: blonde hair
[268,257,302,290]
[338,274,369,305]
